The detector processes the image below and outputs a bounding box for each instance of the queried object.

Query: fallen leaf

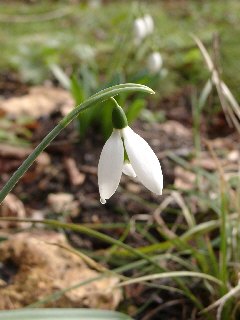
[0,86,74,118]
[174,166,196,190]
[47,192,79,217]
[0,194,28,229]
[64,157,86,186]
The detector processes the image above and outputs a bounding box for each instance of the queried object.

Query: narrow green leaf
[126,99,146,124]
[118,271,223,287]
[0,309,133,320]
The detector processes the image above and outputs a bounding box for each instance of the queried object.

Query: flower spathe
[98,126,163,204]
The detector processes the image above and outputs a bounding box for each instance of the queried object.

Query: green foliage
[1,0,240,99]
[125,99,146,124]
[0,309,133,320]
[0,117,32,146]
[53,65,152,138]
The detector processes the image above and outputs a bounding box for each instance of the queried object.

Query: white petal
[147,52,163,74]
[133,18,147,41]
[123,127,163,195]
[143,14,154,34]
[98,130,124,203]
[122,162,137,178]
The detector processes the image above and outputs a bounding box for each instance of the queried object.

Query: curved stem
[0,83,154,203]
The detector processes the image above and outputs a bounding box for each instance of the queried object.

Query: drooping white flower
[133,14,154,44]
[143,14,154,35]
[98,125,163,204]
[88,0,101,8]
[147,52,163,74]
[133,18,148,43]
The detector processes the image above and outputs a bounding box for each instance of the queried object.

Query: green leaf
[99,99,115,138]
[50,64,71,89]
[126,99,146,124]
[70,75,85,104]
[70,69,98,137]
[0,309,133,320]
[70,75,92,137]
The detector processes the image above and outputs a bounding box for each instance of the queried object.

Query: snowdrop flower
[133,18,148,43]
[88,0,101,8]
[98,102,163,204]
[143,14,154,35]
[147,52,163,74]
[133,14,154,44]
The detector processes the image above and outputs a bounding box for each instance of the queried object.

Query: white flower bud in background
[133,14,154,44]
[74,44,95,62]
[88,0,101,8]
[147,52,163,74]
[133,18,148,44]
[143,14,154,35]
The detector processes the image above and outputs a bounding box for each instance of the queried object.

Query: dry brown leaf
[0,143,50,166]
[0,194,28,229]
[0,86,73,118]
[191,153,218,171]
[47,193,79,217]
[206,134,239,150]
[160,120,192,139]
[80,165,97,175]
[0,143,34,159]
[174,166,196,190]
[64,157,86,186]
[126,182,142,194]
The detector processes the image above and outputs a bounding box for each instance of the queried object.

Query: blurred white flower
[147,52,163,74]
[133,18,148,43]
[88,0,101,8]
[98,127,163,204]
[74,44,96,62]
[143,14,154,35]
[133,14,154,44]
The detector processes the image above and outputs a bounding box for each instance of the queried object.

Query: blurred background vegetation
[0,0,239,92]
